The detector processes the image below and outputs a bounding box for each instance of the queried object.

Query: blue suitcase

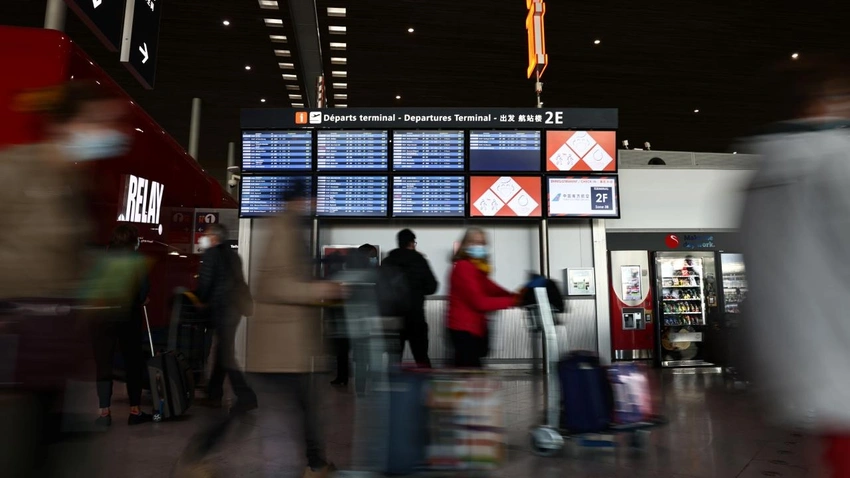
[558,352,613,433]
[384,370,430,475]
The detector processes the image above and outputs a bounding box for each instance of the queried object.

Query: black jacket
[382,248,438,319]
[195,243,244,325]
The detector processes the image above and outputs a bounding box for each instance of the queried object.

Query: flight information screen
[242,130,312,171]
[392,130,465,170]
[316,176,389,216]
[317,131,389,170]
[469,130,542,171]
[392,176,465,217]
[240,176,312,217]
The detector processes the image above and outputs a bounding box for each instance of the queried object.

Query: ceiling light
[331,57,347,65]
[274,49,291,56]
[292,103,304,107]
[327,7,346,17]
[334,94,348,100]
[289,94,302,100]
[408,27,415,33]
[332,70,347,78]
[222,20,231,26]
[395,95,401,100]
[259,0,279,9]
[286,84,300,91]
[694,109,700,113]
[792,52,800,60]
[330,42,347,50]
[245,65,252,71]
[282,74,298,80]
[269,35,287,42]
[264,18,283,27]
[329,25,346,34]
[337,104,348,108]
[594,39,601,45]
[333,82,347,89]
[278,62,295,69]
[260,98,266,103]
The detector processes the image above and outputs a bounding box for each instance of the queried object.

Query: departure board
[392,176,465,217]
[469,130,542,171]
[316,176,389,217]
[242,131,312,171]
[392,130,464,170]
[317,131,389,170]
[240,176,312,217]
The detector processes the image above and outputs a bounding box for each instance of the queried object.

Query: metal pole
[535,68,543,108]
[188,98,201,160]
[226,142,237,199]
[539,219,550,277]
[44,0,67,31]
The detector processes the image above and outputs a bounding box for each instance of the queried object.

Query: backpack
[79,251,149,320]
[376,264,413,317]
[520,275,565,313]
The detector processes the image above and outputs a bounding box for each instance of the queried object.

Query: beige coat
[0,144,90,299]
[246,210,335,373]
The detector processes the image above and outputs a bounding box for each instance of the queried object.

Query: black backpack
[521,275,565,313]
[376,264,413,317]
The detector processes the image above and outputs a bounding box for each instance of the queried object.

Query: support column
[44,0,67,31]
[591,219,612,365]
[188,98,201,160]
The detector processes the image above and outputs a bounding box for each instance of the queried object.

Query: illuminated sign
[526,0,548,79]
[118,174,164,225]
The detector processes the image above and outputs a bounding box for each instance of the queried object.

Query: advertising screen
[240,176,312,217]
[469,131,541,172]
[392,130,465,171]
[242,130,312,171]
[469,176,542,217]
[546,131,617,172]
[392,176,465,217]
[317,131,389,170]
[548,176,619,218]
[316,176,389,217]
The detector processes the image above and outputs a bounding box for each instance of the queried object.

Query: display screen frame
[315,174,391,218]
[544,130,618,173]
[316,129,390,172]
[391,175,467,218]
[545,174,622,219]
[390,129,467,172]
[239,174,314,218]
[468,174,544,219]
[468,130,543,173]
[241,129,315,173]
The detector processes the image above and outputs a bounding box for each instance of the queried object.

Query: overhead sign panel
[120,0,162,89]
[526,0,548,79]
[65,0,127,51]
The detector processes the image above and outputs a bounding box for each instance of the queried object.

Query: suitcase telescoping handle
[143,305,155,357]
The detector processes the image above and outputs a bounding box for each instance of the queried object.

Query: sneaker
[95,414,112,427]
[128,411,154,425]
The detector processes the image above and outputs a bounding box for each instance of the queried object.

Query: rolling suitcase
[558,351,613,433]
[608,363,652,424]
[144,306,194,421]
[384,370,430,475]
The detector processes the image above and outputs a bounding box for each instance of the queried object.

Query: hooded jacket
[740,119,850,431]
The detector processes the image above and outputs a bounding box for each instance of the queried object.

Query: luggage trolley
[526,287,663,457]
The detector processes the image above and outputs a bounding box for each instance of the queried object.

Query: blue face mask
[466,245,488,259]
[369,257,378,267]
[65,130,130,161]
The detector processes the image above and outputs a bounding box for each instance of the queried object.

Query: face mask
[466,245,487,259]
[135,238,141,251]
[199,236,212,251]
[369,257,378,267]
[64,130,130,161]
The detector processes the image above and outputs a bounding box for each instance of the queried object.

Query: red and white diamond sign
[546,131,617,172]
[470,176,542,217]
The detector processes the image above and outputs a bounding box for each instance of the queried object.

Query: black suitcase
[144,306,195,421]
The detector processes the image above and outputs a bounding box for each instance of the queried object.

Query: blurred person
[740,56,850,478]
[194,223,257,413]
[91,225,152,426]
[0,80,129,476]
[382,229,438,368]
[447,228,520,368]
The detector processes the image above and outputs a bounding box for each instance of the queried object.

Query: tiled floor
[49,370,823,477]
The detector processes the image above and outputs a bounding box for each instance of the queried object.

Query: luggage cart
[526,287,663,457]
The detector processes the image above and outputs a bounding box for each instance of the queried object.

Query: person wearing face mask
[447,227,521,368]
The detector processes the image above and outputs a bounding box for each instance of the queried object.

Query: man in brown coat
[247,179,343,478]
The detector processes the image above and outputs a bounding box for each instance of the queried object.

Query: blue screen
[469,130,541,171]
[317,131,389,170]
[392,176,465,217]
[240,176,312,217]
[393,130,464,171]
[316,176,389,217]
[242,131,312,171]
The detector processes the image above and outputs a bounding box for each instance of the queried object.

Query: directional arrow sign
[64,0,126,51]
[120,0,162,89]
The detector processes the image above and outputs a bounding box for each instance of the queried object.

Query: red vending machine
[609,251,655,361]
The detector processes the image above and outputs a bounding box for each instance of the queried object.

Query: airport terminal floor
[55,370,823,478]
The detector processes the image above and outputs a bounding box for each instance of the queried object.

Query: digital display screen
[240,176,312,217]
[548,176,619,218]
[469,176,542,217]
[392,131,464,170]
[546,131,617,172]
[469,131,541,171]
[317,131,389,170]
[316,176,389,217]
[392,176,465,217]
[242,130,312,171]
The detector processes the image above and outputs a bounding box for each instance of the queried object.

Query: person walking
[195,223,257,413]
[447,227,519,368]
[382,229,438,368]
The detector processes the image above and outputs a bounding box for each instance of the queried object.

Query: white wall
[608,169,755,231]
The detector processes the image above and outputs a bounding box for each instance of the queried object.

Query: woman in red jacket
[447,227,519,368]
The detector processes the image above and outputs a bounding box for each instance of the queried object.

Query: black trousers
[449,329,487,368]
[92,317,144,408]
[207,324,257,405]
[400,318,432,368]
